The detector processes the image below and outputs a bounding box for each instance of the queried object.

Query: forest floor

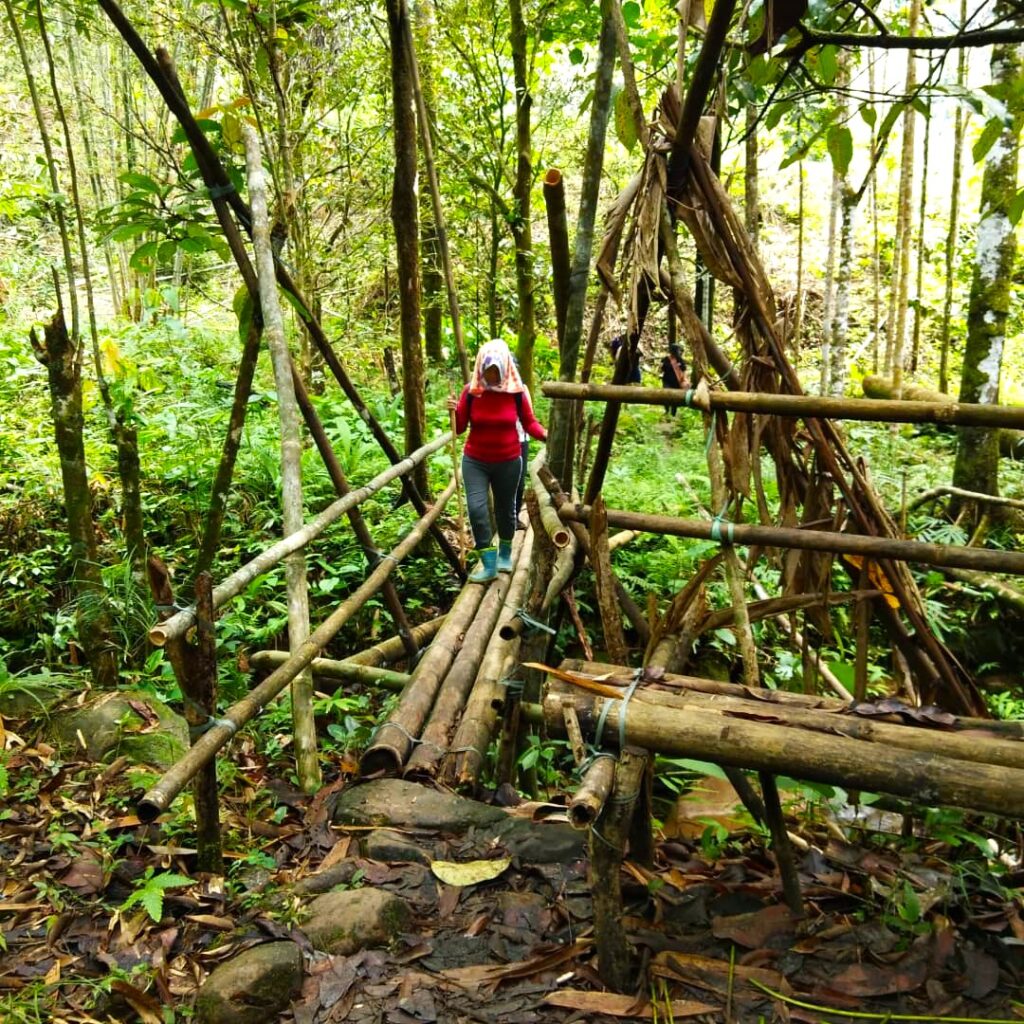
[2,732,1024,1024]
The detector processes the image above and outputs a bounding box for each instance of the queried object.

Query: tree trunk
[939,0,969,394]
[819,165,840,394]
[417,0,443,364]
[243,126,321,795]
[828,189,855,396]
[744,102,759,253]
[387,0,429,499]
[31,314,118,688]
[910,107,931,374]
[952,2,1022,502]
[509,0,536,391]
[890,0,922,392]
[547,0,617,489]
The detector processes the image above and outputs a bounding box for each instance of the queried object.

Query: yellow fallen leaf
[430,856,511,887]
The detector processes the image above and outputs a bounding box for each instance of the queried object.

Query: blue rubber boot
[468,546,497,583]
[496,539,514,573]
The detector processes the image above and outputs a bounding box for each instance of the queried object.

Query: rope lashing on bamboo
[593,671,641,751]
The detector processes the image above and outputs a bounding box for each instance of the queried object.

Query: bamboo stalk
[544,169,571,347]
[589,496,628,663]
[557,504,1024,576]
[910,485,1024,512]
[361,562,491,776]
[543,691,1024,818]
[529,450,571,547]
[404,534,523,778]
[759,771,803,915]
[151,434,450,646]
[569,755,616,829]
[542,381,1024,430]
[248,653,412,692]
[243,125,319,792]
[607,530,639,552]
[137,477,457,822]
[345,615,446,666]
[447,529,535,787]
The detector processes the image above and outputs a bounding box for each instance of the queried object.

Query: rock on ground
[301,887,411,955]
[195,941,303,1024]
[332,779,507,830]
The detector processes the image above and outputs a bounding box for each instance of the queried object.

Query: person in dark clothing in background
[610,334,642,384]
[660,343,690,416]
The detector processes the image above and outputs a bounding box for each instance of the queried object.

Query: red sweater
[455,387,547,462]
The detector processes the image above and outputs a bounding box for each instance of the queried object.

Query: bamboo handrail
[558,504,1024,576]
[137,477,457,821]
[542,382,1024,430]
[150,434,451,646]
[247,653,412,691]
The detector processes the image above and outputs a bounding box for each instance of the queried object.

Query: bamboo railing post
[758,771,804,915]
[138,478,457,821]
[543,169,571,348]
[243,125,319,793]
[591,747,648,992]
[151,435,451,647]
[291,365,418,661]
[589,496,628,663]
[569,755,616,829]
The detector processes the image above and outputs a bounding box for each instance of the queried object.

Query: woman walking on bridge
[449,340,547,582]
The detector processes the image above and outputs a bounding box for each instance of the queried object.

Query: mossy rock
[301,888,411,955]
[195,941,303,1024]
[50,690,188,767]
[0,670,78,720]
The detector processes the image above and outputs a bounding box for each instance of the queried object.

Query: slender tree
[952,2,1023,503]
[386,0,429,499]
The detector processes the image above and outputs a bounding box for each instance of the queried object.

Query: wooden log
[137,477,457,822]
[607,529,639,553]
[361,567,490,776]
[404,535,522,778]
[591,747,648,992]
[941,566,1024,614]
[542,542,577,611]
[863,375,1024,455]
[542,381,1024,432]
[151,434,451,646]
[570,755,616,829]
[542,690,1024,819]
[447,529,535,787]
[759,771,803,915]
[558,503,1024,576]
[910,485,1024,512]
[248,653,412,692]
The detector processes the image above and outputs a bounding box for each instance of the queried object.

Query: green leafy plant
[119,868,194,923]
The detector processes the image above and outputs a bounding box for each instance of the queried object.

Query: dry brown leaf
[544,990,717,1018]
[185,914,235,931]
[318,835,352,872]
[110,979,164,1024]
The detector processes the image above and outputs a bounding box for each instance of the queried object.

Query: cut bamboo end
[149,625,170,647]
[544,168,563,187]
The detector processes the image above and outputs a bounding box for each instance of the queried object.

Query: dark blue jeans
[462,454,522,548]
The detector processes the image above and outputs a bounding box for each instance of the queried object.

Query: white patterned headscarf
[469,340,526,395]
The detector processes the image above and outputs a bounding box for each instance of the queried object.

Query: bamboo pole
[137,477,457,822]
[151,434,450,646]
[542,381,1024,431]
[758,771,803,915]
[345,615,446,666]
[243,125,319,792]
[607,530,639,552]
[589,497,628,663]
[544,674,1024,771]
[910,485,1024,512]
[529,450,571,547]
[543,691,1024,818]
[536,464,649,644]
[361,566,491,776]
[569,755,616,829]
[248,653,412,692]
[558,504,1024,576]
[404,534,523,778]
[544,169,571,347]
[447,529,535,787]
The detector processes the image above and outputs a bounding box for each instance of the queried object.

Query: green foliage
[119,868,194,923]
